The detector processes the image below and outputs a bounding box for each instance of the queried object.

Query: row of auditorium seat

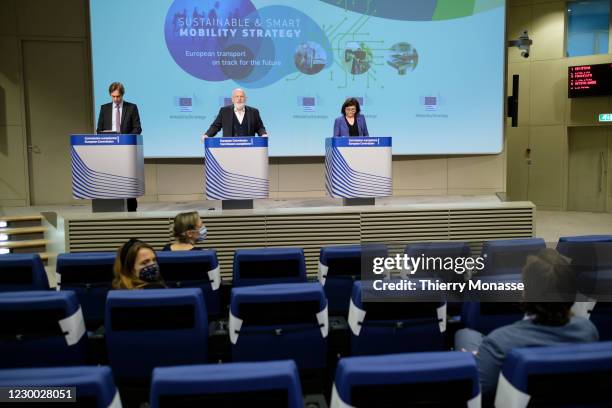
[3,235,611,301]
[1,282,610,374]
[1,342,611,407]
[5,236,612,291]
[1,236,611,338]
[1,235,611,406]
[0,285,431,372]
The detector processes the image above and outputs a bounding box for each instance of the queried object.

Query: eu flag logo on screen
[178,97,192,112]
[424,96,437,111]
[302,97,316,112]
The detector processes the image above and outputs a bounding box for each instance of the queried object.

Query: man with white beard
[201,88,268,139]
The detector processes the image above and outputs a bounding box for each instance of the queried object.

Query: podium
[204,137,269,210]
[70,134,144,212]
[325,137,392,205]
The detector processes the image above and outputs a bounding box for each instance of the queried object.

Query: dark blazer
[333,114,369,137]
[96,101,142,134]
[205,105,266,137]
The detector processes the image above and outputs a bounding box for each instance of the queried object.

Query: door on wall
[567,126,612,212]
[22,40,92,205]
[526,127,566,210]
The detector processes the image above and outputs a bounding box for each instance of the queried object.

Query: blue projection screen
[90,0,505,157]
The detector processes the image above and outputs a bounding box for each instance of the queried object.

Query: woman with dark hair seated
[333,97,369,137]
[113,238,165,289]
[455,248,598,406]
[163,211,207,251]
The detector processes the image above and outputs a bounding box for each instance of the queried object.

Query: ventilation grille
[449,208,534,255]
[264,213,361,279]
[65,204,535,280]
[67,219,171,252]
[198,215,266,280]
[360,207,534,255]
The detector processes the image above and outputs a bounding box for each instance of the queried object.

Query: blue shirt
[477,317,599,404]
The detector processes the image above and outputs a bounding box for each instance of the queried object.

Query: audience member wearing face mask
[112,239,166,289]
[163,211,207,252]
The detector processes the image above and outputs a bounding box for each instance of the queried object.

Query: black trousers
[127,198,138,212]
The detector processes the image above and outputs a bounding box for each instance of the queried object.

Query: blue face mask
[197,226,207,242]
[139,262,160,282]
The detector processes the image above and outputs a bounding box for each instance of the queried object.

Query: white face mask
[196,226,207,242]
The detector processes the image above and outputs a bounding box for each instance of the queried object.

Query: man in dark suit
[201,88,267,139]
[96,82,142,212]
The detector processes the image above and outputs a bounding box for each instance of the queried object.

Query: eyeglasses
[345,107,357,112]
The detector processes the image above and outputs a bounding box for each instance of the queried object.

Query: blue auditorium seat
[232,247,306,287]
[105,288,208,380]
[573,300,612,341]
[495,341,612,408]
[462,269,524,334]
[405,241,471,315]
[559,236,612,340]
[0,253,49,291]
[556,235,612,276]
[331,351,481,407]
[348,281,447,355]
[229,282,328,370]
[572,261,612,341]
[558,234,612,244]
[0,366,121,407]
[318,244,388,315]
[0,290,87,368]
[56,252,115,330]
[157,250,221,316]
[404,241,471,282]
[150,360,302,408]
[588,303,612,341]
[480,238,546,276]
[462,301,524,335]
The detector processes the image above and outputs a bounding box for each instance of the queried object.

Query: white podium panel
[204,137,269,200]
[325,137,392,198]
[70,134,144,199]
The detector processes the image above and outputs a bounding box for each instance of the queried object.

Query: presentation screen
[90,0,505,157]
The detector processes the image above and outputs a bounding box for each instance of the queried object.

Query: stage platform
[2,195,536,280]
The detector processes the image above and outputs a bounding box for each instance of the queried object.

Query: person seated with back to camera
[455,248,599,407]
[163,211,207,251]
[112,238,166,289]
